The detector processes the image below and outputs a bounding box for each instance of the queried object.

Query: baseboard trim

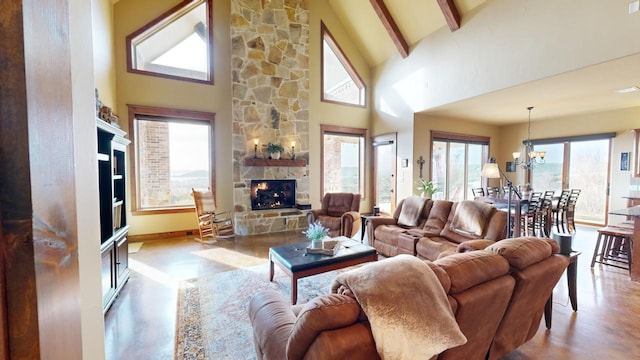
[128,229,200,242]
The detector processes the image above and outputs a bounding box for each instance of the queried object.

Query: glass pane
[569,139,609,224]
[467,144,483,200]
[431,141,446,200]
[130,1,210,82]
[137,120,210,209]
[448,143,465,202]
[323,134,363,195]
[322,38,364,106]
[531,143,564,193]
[375,144,394,213]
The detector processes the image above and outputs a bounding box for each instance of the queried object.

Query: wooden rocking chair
[192,188,235,244]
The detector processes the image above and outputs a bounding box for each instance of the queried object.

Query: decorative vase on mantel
[270,151,281,160]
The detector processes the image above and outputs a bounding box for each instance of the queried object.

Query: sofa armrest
[365,216,398,246]
[340,211,361,238]
[307,209,327,224]
[287,294,362,359]
[249,290,297,360]
[457,239,497,253]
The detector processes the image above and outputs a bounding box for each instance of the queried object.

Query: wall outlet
[630,0,639,14]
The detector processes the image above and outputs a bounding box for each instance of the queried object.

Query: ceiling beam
[369,0,409,58]
[437,0,461,31]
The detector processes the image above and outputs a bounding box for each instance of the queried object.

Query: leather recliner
[306,192,361,238]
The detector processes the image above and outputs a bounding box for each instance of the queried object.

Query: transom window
[128,105,215,213]
[321,22,365,107]
[126,0,214,84]
[321,125,366,197]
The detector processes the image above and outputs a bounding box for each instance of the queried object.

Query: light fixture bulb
[512,152,521,160]
[254,138,259,145]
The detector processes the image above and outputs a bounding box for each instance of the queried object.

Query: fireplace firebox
[251,179,296,210]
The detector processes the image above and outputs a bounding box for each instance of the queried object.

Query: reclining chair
[306,193,361,238]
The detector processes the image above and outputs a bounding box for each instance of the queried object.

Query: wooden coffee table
[269,236,378,304]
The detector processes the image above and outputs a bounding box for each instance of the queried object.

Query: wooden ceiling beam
[369,0,409,58]
[437,0,461,31]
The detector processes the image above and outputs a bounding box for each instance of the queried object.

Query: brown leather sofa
[367,197,507,260]
[306,192,361,238]
[249,237,569,360]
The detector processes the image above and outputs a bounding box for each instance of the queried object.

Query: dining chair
[472,187,485,197]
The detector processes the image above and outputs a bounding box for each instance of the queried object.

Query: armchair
[307,193,361,238]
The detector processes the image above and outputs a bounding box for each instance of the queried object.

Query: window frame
[320,21,366,108]
[125,0,214,85]
[320,124,367,199]
[430,131,491,201]
[128,104,216,215]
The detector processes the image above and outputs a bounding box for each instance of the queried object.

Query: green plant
[304,221,329,241]
[416,178,439,197]
[266,142,284,154]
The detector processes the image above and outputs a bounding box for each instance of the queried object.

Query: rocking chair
[192,188,235,244]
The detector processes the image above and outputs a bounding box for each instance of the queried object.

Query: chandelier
[512,106,546,169]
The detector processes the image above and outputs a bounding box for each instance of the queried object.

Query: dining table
[608,205,640,282]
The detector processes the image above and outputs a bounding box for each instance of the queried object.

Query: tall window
[126,0,214,84]
[128,105,215,213]
[530,135,613,225]
[431,131,490,201]
[321,125,366,197]
[321,22,365,107]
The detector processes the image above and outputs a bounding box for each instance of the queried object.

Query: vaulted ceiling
[328,0,640,124]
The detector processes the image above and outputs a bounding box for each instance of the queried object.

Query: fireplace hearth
[251,179,296,210]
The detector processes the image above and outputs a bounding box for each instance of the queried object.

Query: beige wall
[308,0,372,211]
[113,0,232,235]
[93,0,117,111]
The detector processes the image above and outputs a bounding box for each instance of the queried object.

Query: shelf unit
[96,118,130,313]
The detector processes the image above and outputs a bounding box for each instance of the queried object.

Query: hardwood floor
[104,227,640,359]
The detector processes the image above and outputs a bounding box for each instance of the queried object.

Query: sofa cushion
[433,250,511,294]
[450,200,495,238]
[416,237,459,261]
[422,200,453,235]
[373,225,406,247]
[317,215,341,233]
[397,196,428,227]
[287,294,361,360]
[485,237,554,270]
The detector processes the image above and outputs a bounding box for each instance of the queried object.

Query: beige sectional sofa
[367,197,508,260]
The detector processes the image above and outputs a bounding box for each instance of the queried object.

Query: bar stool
[590,226,634,272]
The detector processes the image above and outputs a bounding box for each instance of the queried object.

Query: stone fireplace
[230,0,310,235]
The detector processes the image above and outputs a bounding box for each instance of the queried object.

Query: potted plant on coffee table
[304,221,330,249]
[266,142,285,159]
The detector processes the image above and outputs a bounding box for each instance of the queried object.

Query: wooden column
[0,0,83,358]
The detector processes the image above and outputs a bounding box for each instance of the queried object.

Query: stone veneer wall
[231,0,310,235]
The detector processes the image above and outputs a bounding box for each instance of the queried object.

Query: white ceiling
[328,0,640,124]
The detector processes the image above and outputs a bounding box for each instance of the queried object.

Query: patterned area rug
[175,263,351,359]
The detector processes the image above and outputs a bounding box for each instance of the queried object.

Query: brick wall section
[138,120,171,207]
[230,0,310,235]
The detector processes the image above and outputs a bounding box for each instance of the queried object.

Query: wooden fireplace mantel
[243,158,307,167]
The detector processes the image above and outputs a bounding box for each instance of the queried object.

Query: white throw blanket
[331,255,467,360]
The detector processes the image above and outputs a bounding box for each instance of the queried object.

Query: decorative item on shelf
[304,221,330,249]
[512,106,546,169]
[266,142,284,160]
[109,113,120,128]
[95,88,102,117]
[99,105,112,123]
[416,178,439,198]
[253,138,259,159]
[291,141,296,160]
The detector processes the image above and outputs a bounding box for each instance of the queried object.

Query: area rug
[175,263,354,360]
